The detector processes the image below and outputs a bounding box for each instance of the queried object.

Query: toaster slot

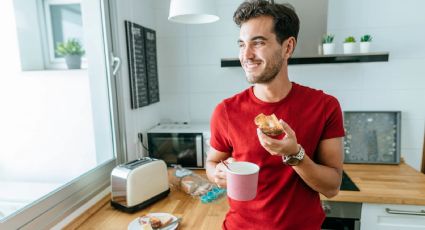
[123,157,153,169]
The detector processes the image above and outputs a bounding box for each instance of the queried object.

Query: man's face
[238,16,285,84]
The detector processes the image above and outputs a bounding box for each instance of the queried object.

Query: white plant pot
[65,55,82,69]
[343,43,356,54]
[322,43,335,55]
[360,42,371,53]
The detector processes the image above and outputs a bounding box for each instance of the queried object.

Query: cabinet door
[361,203,425,230]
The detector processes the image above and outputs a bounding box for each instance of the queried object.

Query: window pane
[0,0,115,222]
[50,3,84,58]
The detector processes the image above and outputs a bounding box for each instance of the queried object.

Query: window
[13,0,87,70]
[43,0,85,63]
[0,0,123,228]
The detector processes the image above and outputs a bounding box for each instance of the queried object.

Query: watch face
[286,157,300,166]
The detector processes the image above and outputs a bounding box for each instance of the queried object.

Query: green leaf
[361,34,372,42]
[322,34,334,44]
[55,38,85,56]
[344,36,356,43]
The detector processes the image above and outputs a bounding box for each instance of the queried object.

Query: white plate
[128,212,179,230]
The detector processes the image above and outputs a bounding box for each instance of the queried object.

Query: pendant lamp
[168,0,219,24]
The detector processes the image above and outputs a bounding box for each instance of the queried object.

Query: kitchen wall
[126,0,425,170]
[153,0,244,124]
[113,0,162,159]
[320,0,425,170]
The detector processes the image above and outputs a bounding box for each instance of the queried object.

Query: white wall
[113,0,161,160]
[13,0,45,70]
[321,0,425,170]
[153,0,246,125]
[150,0,425,170]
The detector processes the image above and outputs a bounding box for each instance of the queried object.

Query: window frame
[0,0,126,228]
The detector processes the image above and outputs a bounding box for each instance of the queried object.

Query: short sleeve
[320,95,345,140]
[209,102,233,153]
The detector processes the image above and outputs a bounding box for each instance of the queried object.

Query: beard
[244,50,283,84]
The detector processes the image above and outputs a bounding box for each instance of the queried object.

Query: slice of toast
[149,215,173,228]
[157,216,173,227]
[254,113,284,136]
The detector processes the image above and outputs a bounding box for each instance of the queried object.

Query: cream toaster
[111,157,169,213]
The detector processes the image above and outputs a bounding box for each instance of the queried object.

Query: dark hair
[233,0,300,44]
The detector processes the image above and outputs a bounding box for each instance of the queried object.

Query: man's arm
[205,147,231,188]
[292,137,343,198]
[257,120,343,198]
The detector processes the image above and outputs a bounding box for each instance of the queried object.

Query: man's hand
[214,162,228,188]
[257,119,344,198]
[257,119,299,156]
[205,147,231,189]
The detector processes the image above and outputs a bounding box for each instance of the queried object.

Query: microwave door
[195,134,203,167]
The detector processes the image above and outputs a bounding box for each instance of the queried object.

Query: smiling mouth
[243,61,262,70]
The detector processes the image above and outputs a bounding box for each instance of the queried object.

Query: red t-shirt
[210,82,345,230]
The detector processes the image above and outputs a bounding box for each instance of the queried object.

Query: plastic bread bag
[170,165,226,203]
[170,165,212,196]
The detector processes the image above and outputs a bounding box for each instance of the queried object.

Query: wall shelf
[221,52,389,67]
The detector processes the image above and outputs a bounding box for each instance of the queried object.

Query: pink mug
[226,161,260,201]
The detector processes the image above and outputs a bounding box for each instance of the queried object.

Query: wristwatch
[282,145,305,166]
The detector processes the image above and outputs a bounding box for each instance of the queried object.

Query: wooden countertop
[69,181,229,230]
[69,163,425,229]
[321,163,425,205]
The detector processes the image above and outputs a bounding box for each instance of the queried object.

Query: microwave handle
[195,135,203,167]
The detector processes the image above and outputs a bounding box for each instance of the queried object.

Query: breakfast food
[157,216,173,227]
[180,177,197,194]
[254,113,284,136]
[149,216,162,228]
[138,215,173,229]
[180,174,214,196]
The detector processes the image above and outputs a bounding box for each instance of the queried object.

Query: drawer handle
[385,208,425,216]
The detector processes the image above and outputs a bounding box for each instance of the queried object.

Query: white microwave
[147,123,210,169]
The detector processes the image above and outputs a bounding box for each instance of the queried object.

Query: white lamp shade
[168,0,220,24]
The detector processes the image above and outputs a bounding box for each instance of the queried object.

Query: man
[205,0,345,229]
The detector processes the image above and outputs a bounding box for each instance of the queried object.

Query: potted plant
[360,34,372,53]
[322,34,335,55]
[343,36,356,54]
[56,38,85,69]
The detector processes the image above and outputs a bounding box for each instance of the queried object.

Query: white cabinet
[361,203,425,230]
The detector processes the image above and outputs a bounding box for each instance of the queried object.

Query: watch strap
[282,145,305,165]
